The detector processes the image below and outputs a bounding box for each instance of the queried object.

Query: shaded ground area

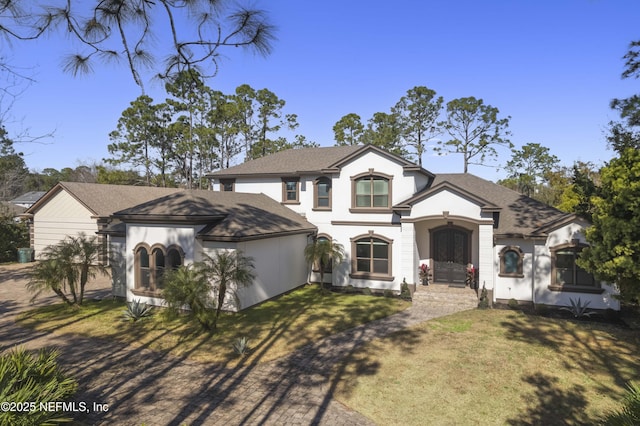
[1,263,462,425]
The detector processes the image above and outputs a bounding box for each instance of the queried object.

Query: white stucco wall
[201,233,309,311]
[31,189,98,258]
[125,223,198,307]
[494,223,620,310]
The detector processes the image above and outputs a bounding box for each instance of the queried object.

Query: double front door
[432,227,470,285]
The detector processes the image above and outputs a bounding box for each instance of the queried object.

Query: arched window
[350,171,393,212]
[499,246,524,277]
[314,177,332,210]
[135,245,151,290]
[152,247,165,289]
[167,247,183,270]
[350,233,393,280]
[134,243,184,294]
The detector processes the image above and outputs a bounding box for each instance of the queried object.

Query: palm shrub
[162,264,215,331]
[162,252,256,332]
[0,346,77,426]
[304,237,345,291]
[201,250,256,331]
[27,234,107,306]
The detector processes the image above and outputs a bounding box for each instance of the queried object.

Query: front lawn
[17,284,410,366]
[332,308,640,425]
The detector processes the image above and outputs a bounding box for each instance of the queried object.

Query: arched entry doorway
[431,226,471,285]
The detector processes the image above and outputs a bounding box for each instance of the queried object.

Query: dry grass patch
[17,284,410,366]
[333,309,640,426]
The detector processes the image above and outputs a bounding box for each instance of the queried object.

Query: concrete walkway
[0,263,470,425]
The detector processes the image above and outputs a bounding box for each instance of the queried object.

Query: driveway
[1,263,464,425]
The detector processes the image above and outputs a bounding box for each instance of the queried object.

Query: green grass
[16,284,410,366]
[333,309,640,426]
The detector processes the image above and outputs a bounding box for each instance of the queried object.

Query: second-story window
[282,177,300,204]
[314,177,332,210]
[350,170,393,212]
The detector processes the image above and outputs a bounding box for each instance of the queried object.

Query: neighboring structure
[10,191,46,208]
[208,144,620,310]
[26,145,619,311]
[26,182,316,309]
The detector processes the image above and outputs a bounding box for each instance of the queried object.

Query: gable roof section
[207,145,361,178]
[394,180,501,212]
[26,182,181,218]
[406,173,574,237]
[113,190,317,242]
[206,144,435,179]
[10,191,46,205]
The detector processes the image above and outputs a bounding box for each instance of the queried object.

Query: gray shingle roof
[430,173,573,236]
[206,145,363,177]
[10,191,46,205]
[113,190,317,241]
[27,182,182,217]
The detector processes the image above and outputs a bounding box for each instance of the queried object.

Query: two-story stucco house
[27,144,619,311]
[207,144,619,310]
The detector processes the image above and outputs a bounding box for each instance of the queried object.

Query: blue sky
[3,0,639,182]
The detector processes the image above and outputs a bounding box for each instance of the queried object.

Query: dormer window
[350,170,393,213]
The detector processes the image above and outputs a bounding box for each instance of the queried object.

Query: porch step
[412,284,478,311]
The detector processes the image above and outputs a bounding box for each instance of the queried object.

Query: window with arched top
[499,246,524,278]
[134,243,185,294]
[350,233,393,280]
[350,171,393,213]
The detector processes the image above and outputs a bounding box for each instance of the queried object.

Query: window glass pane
[356,195,371,207]
[556,268,573,285]
[373,179,388,195]
[317,197,329,207]
[372,240,388,259]
[222,182,233,191]
[576,266,595,286]
[373,194,388,207]
[318,181,330,196]
[356,259,371,272]
[285,181,296,191]
[167,249,182,269]
[373,259,388,274]
[356,179,370,195]
[139,248,149,268]
[555,251,574,269]
[504,251,519,273]
[356,241,370,258]
[140,269,150,287]
[154,250,165,268]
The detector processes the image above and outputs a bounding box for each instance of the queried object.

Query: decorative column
[478,223,495,299]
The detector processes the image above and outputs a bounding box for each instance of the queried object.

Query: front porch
[401,216,494,290]
[411,283,478,313]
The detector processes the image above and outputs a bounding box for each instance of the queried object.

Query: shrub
[400,280,412,301]
[0,347,77,426]
[0,213,28,263]
[560,298,596,318]
[232,336,251,357]
[123,299,154,322]
[478,285,489,309]
[362,287,372,296]
[383,289,395,298]
[602,381,640,425]
[508,298,519,309]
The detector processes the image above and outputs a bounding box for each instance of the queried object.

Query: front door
[432,227,470,284]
